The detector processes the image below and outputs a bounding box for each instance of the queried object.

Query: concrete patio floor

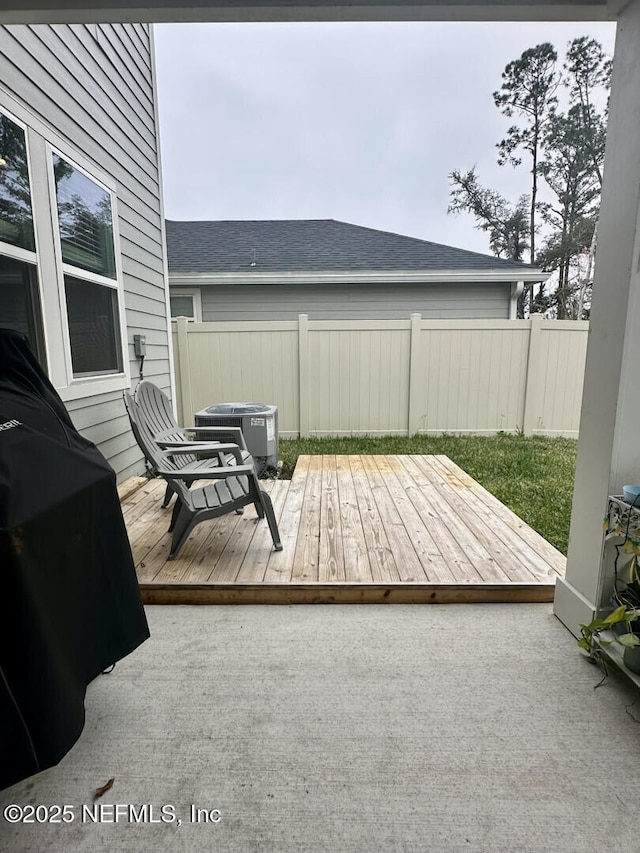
[1,604,639,852]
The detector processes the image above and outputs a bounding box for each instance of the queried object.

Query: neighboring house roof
[165,219,544,280]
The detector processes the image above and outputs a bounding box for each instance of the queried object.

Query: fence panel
[535,320,589,437]
[174,319,300,435]
[172,316,589,439]
[307,322,411,435]
[414,320,531,434]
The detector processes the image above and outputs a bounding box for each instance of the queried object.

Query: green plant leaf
[617,633,640,647]
[603,605,628,625]
[580,618,608,633]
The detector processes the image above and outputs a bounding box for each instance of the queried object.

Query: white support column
[175,316,193,428]
[554,0,640,635]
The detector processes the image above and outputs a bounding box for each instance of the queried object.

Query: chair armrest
[182,425,248,451]
[158,442,224,456]
[156,438,214,449]
[157,440,253,466]
[161,443,248,466]
[156,463,254,483]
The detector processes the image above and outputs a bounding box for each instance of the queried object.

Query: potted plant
[579,604,640,675]
[613,557,640,611]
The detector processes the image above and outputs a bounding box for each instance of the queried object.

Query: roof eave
[169,268,549,286]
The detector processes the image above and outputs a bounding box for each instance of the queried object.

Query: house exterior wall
[192,281,512,321]
[0,23,171,481]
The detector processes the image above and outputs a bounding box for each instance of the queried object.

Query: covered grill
[0,328,149,791]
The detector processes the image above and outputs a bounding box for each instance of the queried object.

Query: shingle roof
[165,219,536,274]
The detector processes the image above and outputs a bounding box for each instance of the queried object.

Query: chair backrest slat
[135,381,191,451]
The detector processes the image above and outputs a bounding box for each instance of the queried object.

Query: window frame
[0,105,46,363]
[169,288,202,322]
[0,106,37,261]
[0,106,38,268]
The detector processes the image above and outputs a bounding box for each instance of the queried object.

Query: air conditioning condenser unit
[194,402,279,478]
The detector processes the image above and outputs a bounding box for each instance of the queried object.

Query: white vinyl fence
[172,314,588,439]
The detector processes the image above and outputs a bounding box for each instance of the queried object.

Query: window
[170,289,201,321]
[52,154,123,377]
[64,275,122,375]
[0,100,129,396]
[53,155,116,277]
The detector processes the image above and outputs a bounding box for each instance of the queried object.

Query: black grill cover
[0,329,149,791]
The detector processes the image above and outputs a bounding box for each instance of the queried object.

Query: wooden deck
[124,455,566,604]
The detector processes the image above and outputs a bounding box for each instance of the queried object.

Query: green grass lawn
[278,434,577,555]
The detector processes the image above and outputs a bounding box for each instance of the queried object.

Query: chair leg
[259,489,282,551]
[168,506,198,560]
[162,482,174,508]
[168,497,182,532]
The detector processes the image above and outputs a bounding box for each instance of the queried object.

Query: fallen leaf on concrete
[94,778,115,799]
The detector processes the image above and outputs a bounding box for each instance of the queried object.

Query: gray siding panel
[120,207,166,248]
[197,282,512,322]
[129,23,154,68]
[117,187,164,231]
[1,23,171,480]
[30,26,157,141]
[79,24,155,118]
[126,307,175,332]
[2,31,159,191]
[112,447,152,484]
[119,219,166,259]
[121,253,167,287]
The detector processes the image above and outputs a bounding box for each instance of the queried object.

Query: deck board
[124,455,566,604]
[349,455,401,583]
[318,456,346,582]
[236,479,291,583]
[336,455,373,583]
[291,454,322,581]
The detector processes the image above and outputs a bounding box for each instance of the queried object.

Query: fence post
[523,313,544,436]
[175,316,193,427]
[408,313,423,435]
[298,314,310,438]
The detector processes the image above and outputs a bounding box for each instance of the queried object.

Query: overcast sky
[154,21,616,256]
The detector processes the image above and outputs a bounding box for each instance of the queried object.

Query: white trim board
[170,268,548,287]
[0,2,614,26]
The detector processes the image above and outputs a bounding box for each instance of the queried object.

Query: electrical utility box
[194,402,279,478]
